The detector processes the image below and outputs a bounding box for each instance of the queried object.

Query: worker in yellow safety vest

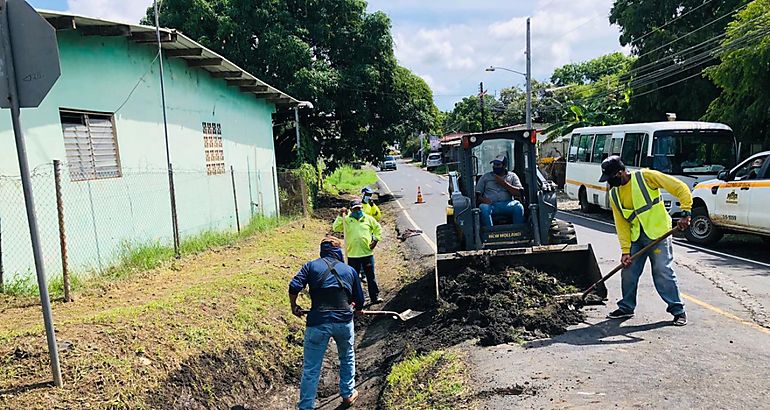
[361,187,382,221]
[599,156,692,326]
[333,199,384,304]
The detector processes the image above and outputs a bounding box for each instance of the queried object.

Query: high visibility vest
[610,170,671,242]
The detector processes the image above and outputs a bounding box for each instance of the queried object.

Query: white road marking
[560,210,770,269]
[378,175,438,252]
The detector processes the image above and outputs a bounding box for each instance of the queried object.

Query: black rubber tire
[549,220,578,245]
[579,188,595,213]
[685,208,723,245]
[436,223,461,253]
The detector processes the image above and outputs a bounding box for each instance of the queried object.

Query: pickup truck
[686,151,770,245]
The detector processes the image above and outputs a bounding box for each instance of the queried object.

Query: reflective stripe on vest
[610,172,662,223]
[610,170,670,241]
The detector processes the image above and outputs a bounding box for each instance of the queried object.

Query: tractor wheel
[685,207,723,245]
[436,223,461,253]
[549,220,577,245]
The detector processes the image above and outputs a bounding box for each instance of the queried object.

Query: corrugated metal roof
[37,10,302,107]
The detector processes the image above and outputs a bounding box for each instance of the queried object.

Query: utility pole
[154,0,180,258]
[525,17,532,130]
[479,82,486,132]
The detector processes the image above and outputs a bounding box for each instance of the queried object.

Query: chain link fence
[0,161,283,291]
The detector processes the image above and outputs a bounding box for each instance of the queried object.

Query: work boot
[342,390,359,407]
[673,312,687,326]
[606,309,634,319]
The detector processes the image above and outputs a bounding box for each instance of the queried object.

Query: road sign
[0,0,60,108]
[0,0,63,387]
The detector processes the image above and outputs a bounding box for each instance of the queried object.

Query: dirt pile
[432,263,584,346]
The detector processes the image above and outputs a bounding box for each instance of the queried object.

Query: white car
[426,152,443,171]
[686,151,770,245]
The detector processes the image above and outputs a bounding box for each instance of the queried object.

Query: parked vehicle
[564,121,737,218]
[426,152,443,171]
[380,155,397,171]
[686,151,770,245]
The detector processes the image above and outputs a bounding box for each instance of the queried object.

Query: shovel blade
[397,309,424,321]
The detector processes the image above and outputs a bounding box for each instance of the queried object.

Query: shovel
[362,309,424,322]
[557,227,680,303]
[300,309,424,322]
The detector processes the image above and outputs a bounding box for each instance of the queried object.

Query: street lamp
[484,17,532,131]
[485,66,527,77]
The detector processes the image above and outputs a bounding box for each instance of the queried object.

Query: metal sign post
[0,0,63,387]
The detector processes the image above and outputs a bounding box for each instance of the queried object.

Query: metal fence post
[230,165,240,233]
[53,160,71,302]
[299,173,309,218]
[168,163,180,258]
[247,157,254,218]
[272,166,280,217]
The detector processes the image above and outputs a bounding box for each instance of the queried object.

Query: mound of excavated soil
[431,264,584,347]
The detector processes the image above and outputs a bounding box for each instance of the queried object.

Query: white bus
[564,121,737,218]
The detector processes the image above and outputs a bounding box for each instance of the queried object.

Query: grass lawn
[323,165,378,195]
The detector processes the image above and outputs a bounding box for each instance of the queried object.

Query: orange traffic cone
[416,186,424,204]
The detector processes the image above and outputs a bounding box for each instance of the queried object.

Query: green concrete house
[0,11,301,281]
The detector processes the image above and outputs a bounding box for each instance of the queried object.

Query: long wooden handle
[361,310,398,315]
[582,227,680,298]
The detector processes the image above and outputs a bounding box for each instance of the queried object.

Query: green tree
[705,0,770,153]
[610,0,747,122]
[443,95,504,133]
[144,0,438,166]
[550,52,633,86]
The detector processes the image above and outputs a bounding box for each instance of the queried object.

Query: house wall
[0,30,280,280]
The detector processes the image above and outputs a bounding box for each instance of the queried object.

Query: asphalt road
[380,160,770,409]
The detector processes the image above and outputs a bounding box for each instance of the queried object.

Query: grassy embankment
[382,350,473,410]
[323,165,378,195]
[0,167,378,409]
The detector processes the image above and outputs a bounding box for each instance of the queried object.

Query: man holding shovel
[289,236,365,409]
[333,200,384,304]
[599,156,692,326]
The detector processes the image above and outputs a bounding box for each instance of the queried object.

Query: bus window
[592,134,611,163]
[609,137,623,156]
[621,133,645,166]
[568,134,579,162]
[578,134,594,162]
[640,134,652,168]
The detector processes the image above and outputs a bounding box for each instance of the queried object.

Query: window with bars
[60,110,121,181]
[203,122,225,175]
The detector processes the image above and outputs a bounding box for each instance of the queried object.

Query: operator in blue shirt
[289,236,366,409]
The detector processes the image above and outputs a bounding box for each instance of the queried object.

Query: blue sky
[30,0,625,111]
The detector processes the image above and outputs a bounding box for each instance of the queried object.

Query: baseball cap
[361,187,374,194]
[349,199,363,209]
[599,155,626,182]
[490,154,507,164]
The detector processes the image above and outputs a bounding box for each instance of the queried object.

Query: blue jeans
[618,231,685,315]
[479,200,525,227]
[298,321,356,410]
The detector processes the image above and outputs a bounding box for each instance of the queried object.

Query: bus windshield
[650,129,736,175]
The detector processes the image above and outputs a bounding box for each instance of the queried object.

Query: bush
[323,165,377,195]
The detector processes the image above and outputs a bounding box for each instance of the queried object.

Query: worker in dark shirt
[289,236,365,410]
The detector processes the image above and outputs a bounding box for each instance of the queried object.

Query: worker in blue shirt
[289,236,365,409]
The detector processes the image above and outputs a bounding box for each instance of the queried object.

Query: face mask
[351,210,364,219]
[493,167,506,176]
[607,175,623,187]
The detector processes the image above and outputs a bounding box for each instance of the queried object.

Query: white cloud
[67,0,152,23]
[386,0,625,110]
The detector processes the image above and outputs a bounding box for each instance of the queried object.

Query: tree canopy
[610,0,747,122]
[144,0,439,166]
[550,52,633,86]
[705,0,770,152]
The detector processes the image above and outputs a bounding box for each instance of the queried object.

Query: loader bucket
[435,244,606,300]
